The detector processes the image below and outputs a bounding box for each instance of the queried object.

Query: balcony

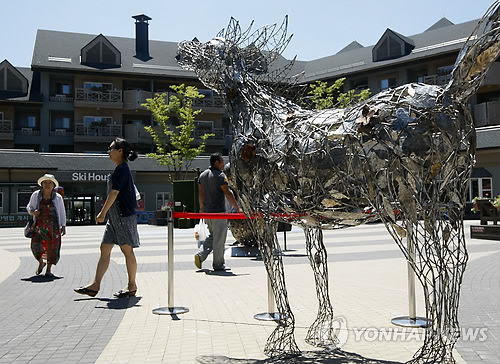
[49,129,74,137]
[480,62,500,88]
[164,92,225,113]
[474,100,500,127]
[74,88,123,109]
[0,120,14,140]
[123,90,153,110]
[423,73,452,86]
[125,123,153,144]
[193,96,225,113]
[195,127,226,145]
[49,95,74,103]
[14,128,41,136]
[74,123,122,142]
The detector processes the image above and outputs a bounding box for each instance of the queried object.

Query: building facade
[1,14,499,225]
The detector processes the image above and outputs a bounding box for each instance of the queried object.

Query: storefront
[0,150,209,227]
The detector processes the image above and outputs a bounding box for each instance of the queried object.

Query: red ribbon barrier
[173,212,247,219]
[172,212,306,220]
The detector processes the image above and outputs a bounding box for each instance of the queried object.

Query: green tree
[307,78,371,109]
[142,84,214,180]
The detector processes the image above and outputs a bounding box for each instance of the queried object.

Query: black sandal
[113,289,137,298]
[74,287,98,297]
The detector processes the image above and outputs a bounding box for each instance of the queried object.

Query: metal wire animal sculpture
[177,2,500,362]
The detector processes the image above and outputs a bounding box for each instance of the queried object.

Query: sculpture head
[177,17,295,99]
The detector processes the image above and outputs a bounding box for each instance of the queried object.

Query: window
[18,113,38,128]
[51,112,73,130]
[84,82,113,91]
[380,77,397,90]
[156,192,171,210]
[0,112,4,120]
[469,177,493,201]
[17,191,32,213]
[0,191,3,213]
[56,82,72,95]
[351,78,369,92]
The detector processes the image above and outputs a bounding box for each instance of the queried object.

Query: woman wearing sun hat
[27,174,67,277]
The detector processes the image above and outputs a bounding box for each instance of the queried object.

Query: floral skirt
[31,222,61,265]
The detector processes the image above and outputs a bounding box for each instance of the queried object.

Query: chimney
[132,14,152,60]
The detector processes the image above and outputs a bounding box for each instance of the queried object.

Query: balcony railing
[49,95,74,103]
[74,123,121,142]
[14,128,41,136]
[49,129,74,137]
[124,123,153,144]
[74,88,123,108]
[194,127,226,145]
[0,120,14,140]
[123,90,153,110]
[423,74,452,86]
[163,92,225,113]
[474,100,500,127]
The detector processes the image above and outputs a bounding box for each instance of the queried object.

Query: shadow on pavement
[74,296,142,309]
[21,275,63,283]
[196,349,403,364]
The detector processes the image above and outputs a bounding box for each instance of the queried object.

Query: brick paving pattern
[0,221,497,363]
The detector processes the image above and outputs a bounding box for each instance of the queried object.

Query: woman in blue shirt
[74,138,140,298]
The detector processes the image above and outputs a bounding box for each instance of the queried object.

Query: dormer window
[81,34,121,68]
[0,60,28,95]
[373,29,415,62]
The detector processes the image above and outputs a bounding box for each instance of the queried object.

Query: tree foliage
[307,78,371,109]
[142,84,214,180]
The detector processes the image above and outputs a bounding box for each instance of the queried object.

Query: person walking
[27,174,67,277]
[195,153,241,271]
[74,138,140,298]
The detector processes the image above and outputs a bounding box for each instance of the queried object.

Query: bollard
[254,274,287,321]
[152,206,189,315]
[392,224,430,328]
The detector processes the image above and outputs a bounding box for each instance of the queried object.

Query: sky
[1,0,497,67]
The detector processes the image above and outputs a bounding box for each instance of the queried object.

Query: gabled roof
[80,34,121,69]
[0,59,29,96]
[337,41,364,54]
[372,28,415,62]
[302,18,479,82]
[0,63,41,103]
[425,17,454,32]
[31,29,195,79]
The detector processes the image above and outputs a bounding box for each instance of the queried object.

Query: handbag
[24,218,36,238]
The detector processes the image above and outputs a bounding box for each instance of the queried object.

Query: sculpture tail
[445,1,500,102]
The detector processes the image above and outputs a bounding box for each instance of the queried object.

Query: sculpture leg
[303,227,339,349]
[253,218,300,358]
[404,221,467,364]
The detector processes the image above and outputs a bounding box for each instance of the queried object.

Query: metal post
[254,274,286,321]
[153,206,189,315]
[392,224,430,327]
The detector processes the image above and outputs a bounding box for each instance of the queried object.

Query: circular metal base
[391,316,431,328]
[254,312,287,321]
[152,306,189,315]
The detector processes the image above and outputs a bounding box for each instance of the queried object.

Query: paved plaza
[0,220,498,363]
